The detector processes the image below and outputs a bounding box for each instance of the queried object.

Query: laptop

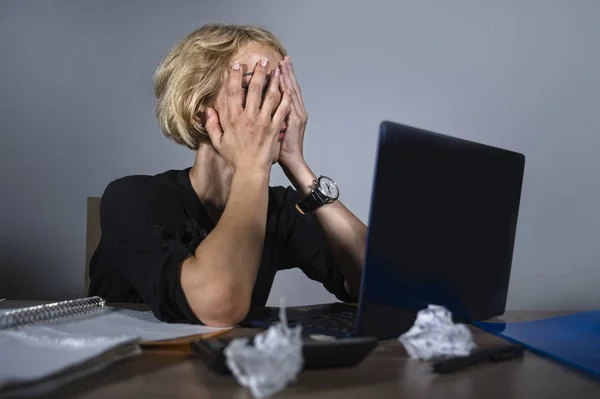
[244,121,526,339]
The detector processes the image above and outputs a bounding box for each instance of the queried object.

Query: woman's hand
[278,56,309,168]
[204,59,291,173]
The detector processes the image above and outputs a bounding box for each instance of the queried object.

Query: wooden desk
[2,301,598,398]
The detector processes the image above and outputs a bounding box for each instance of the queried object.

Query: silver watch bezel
[313,175,339,202]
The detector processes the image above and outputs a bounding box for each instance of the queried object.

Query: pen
[432,344,524,373]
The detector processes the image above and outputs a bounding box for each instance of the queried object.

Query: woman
[89,24,367,327]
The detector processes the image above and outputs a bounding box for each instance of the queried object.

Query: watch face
[318,176,339,199]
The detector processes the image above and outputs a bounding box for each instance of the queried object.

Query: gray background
[1,0,598,309]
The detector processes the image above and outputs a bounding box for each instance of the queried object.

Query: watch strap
[295,191,322,214]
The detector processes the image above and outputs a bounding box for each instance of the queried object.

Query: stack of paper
[0,307,230,396]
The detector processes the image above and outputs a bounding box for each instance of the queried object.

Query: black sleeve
[276,186,356,302]
[98,177,207,323]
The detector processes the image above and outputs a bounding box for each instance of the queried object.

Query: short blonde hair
[153,24,287,150]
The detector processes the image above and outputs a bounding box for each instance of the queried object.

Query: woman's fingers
[245,58,270,112]
[260,67,282,118]
[284,56,305,105]
[227,62,244,114]
[272,91,292,129]
[279,59,301,116]
[204,108,224,148]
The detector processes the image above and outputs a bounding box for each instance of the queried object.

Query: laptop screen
[360,121,525,327]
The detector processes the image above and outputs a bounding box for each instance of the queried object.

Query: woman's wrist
[232,167,271,184]
[281,159,316,197]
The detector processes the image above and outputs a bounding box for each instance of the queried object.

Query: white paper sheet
[0,306,229,393]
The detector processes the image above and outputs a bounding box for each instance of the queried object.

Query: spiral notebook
[0,297,231,396]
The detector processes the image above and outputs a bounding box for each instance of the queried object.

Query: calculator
[191,335,379,375]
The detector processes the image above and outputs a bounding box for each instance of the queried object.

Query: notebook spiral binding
[0,297,106,330]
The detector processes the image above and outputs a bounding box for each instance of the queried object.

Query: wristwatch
[296,175,339,214]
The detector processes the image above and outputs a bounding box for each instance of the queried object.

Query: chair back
[85,197,101,295]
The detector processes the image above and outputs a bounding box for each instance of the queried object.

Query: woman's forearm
[181,169,270,326]
[283,160,367,297]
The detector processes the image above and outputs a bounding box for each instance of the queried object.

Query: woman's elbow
[189,290,251,327]
[181,261,252,327]
[201,303,250,327]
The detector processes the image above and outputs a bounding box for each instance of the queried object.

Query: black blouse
[88,168,354,323]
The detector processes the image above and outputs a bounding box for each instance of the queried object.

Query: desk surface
[2,301,598,399]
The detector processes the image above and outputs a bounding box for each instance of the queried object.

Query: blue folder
[474,310,600,379]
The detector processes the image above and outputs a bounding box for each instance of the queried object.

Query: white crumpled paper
[224,304,303,398]
[398,304,476,360]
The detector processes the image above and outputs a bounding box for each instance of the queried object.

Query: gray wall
[1,0,599,309]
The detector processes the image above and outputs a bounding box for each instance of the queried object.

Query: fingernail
[232,63,240,70]
[261,58,268,67]
[274,68,280,78]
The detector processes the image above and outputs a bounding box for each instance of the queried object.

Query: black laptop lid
[357,121,525,338]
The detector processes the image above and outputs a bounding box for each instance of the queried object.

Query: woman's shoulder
[101,169,185,211]
[104,173,162,199]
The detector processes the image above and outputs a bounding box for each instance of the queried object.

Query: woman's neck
[189,144,233,223]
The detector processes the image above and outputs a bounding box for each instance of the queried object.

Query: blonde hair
[153,24,287,150]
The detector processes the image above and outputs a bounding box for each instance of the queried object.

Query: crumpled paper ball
[398,304,476,360]
[224,305,303,398]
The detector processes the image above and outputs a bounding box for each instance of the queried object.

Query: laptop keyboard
[243,304,358,335]
[292,311,356,334]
